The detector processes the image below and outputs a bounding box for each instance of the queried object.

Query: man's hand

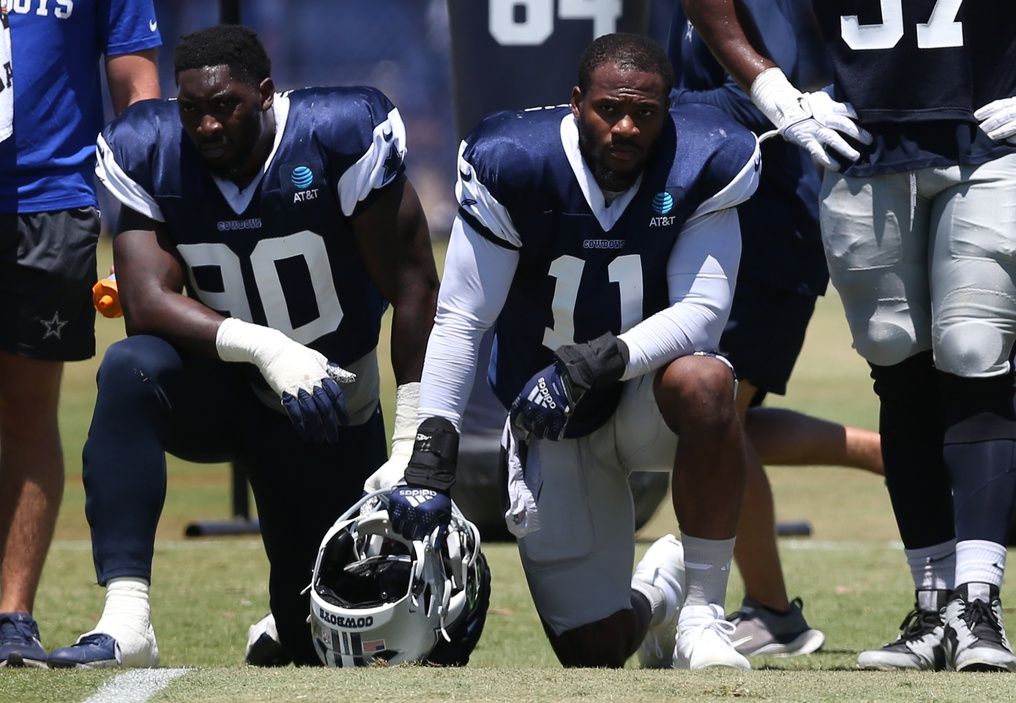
[510,333,629,442]
[388,486,452,544]
[363,383,420,493]
[509,361,578,442]
[751,68,872,171]
[215,317,355,443]
[390,416,460,543]
[975,97,1016,144]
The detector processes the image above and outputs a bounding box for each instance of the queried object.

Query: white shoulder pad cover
[336,107,408,217]
[454,140,522,249]
[688,136,761,221]
[95,132,165,222]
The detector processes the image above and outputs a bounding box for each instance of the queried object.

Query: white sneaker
[633,535,685,668]
[674,604,751,670]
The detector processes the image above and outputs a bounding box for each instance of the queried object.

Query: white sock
[680,532,735,610]
[631,580,668,626]
[955,539,1007,588]
[90,578,154,647]
[905,539,956,592]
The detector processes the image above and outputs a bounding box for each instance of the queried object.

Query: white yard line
[51,539,262,552]
[779,539,904,551]
[82,668,189,703]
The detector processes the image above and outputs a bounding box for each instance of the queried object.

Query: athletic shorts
[0,207,99,360]
[820,153,1016,376]
[719,280,817,401]
[514,371,678,635]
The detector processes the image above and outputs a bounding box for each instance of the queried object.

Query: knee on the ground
[549,620,633,668]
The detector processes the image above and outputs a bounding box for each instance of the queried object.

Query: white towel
[502,418,540,537]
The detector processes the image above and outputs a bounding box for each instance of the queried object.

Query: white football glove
[974,97,1016,144]
[362,382,419,493]
[750,68,872,171]
[215,317,356,443]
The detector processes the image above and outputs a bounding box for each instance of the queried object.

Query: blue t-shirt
[0,0,161,213]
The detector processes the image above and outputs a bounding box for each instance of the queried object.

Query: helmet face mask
[309,490,487,667]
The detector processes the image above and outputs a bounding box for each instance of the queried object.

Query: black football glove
[509,332,629,441]
[389,416,459,545]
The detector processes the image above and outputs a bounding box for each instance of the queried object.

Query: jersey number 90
[177,231,344,345]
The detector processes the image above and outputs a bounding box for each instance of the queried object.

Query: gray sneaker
[943,582,1016,672]
[857,590,948,671]
[727,597,825,656]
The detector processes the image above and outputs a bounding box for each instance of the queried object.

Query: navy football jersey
[458,104,758,436]
[812,1,1016,174]
[669,0,828,296]
[96,88,407,416]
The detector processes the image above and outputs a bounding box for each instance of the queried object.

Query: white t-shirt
[0,8,12,143]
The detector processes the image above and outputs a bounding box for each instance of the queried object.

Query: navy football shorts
[719,279,817,403]
[0,207,99,360]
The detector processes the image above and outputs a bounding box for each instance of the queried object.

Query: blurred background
[98,0,682,237]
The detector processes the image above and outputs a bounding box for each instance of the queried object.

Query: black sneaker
[727,597,825,656]
[0,612,47,668]
[943,582,1016,672]
[857,590,948,670]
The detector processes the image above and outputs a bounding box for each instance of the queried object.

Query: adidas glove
[389,416,459,544]
[509,333,629,441]
[215,317,355,444]
[750,68,872,171]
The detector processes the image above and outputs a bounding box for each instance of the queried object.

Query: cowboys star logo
[40,311,68,340]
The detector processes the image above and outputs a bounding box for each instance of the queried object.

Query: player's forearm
[681,0,775,90]
[417,217,516,428]
[389,290,437,385]
[121,289,223,358]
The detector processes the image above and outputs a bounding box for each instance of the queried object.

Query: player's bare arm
[350,172,438,386]
[113,206,223,357]
[105,49,160,115]
[681,0,773,89]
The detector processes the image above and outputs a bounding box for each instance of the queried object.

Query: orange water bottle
[93,274,122,318]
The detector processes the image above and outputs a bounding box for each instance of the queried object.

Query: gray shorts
[0,207,100,360]
[516,373,678,635]
[820,153,1016,376]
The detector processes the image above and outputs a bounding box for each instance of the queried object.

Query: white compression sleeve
[418,218,519,428]
[619,208,741,380]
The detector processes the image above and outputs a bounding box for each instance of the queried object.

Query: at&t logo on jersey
[291,165,319,203]
[650,191,676,227]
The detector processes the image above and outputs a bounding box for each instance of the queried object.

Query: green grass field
[3,240,1014,702]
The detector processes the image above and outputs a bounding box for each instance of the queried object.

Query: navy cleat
[0,612,47,668]
[48,625,158,669]
[48,633,120,669]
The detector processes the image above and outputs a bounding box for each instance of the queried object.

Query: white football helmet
[309,489,489,667]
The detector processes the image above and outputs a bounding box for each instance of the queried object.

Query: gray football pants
[820,153,1016,377]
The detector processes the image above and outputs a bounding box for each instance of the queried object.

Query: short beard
[577,124,640,193]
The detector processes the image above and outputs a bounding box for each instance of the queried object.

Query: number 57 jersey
[95,88,404,374]
[458,104,759,437]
